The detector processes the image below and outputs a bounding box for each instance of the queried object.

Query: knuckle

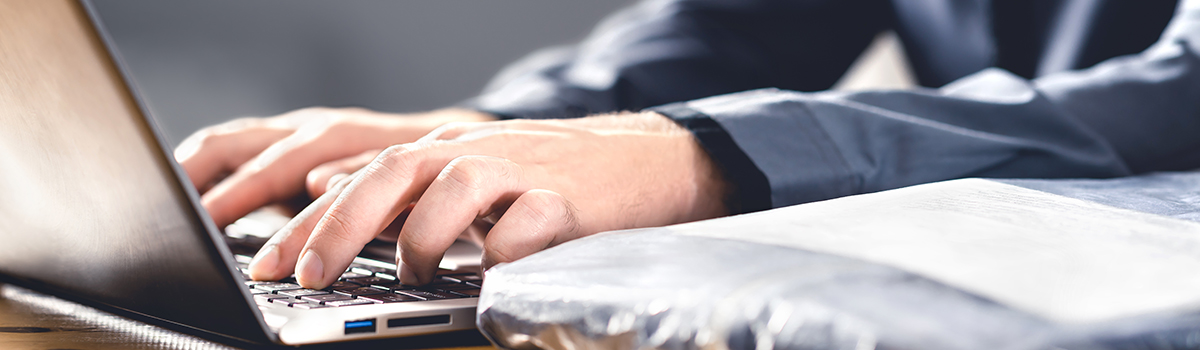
[280,107,340,126]
[189,130,217,149]
[195,126,230,144]
[485,246,520,265]
[378,144,412,160]
[398,230,437,257]
[315,206,361,245]
[519,193,561,227]
[186,116,265,147]
[522,190,580,236]
[427,121,480,140]
[440,156,501,195]
[368,144,423,184]
[216,116,265,130]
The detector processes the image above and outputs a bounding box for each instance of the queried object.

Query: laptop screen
[0,0,270,344]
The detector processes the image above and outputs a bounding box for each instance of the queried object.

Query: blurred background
[91,1,913,149]
[91,0,634,147]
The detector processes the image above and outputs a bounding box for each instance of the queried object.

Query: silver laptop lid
[0,0,273,344]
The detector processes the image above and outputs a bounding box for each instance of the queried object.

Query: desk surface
[0,283,495,350]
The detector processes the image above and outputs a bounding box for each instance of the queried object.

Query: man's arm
[651,0,1200,213]
[253,1,1200,288]
[463,0,891,119]
[179,0,890,227]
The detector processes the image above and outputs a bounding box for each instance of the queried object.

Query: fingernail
[296,250,325,285]
[326,173,349,192]
[247,245,279,279]
[397,263,419,286]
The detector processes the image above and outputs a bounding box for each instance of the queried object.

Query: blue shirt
[466,0,1199,213]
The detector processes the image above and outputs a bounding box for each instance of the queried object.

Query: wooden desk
[0,284,495,350]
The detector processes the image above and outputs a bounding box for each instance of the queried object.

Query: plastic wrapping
[476,171,1200,350]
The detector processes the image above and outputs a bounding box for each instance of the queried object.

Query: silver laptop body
[0,0,480,345]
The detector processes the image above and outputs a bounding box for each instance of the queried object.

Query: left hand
[174,107,495,227]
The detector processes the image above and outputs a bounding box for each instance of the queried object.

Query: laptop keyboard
[235,256,481,310]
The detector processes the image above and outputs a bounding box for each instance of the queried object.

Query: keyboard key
[301,294,353,304]
[339,272,372,280]
[358,293,421,303]
[254,283,303,293]
[291,301,330,310]
[442,274,482,284]
[254,294,290,305]
[277,289,330,298]
[349,264,394,274]
[325,299,375,307]
[349,267,380,276]
[396,289,463,300]
[366,281,402,290]
[333,287,386,297]
[428,277,464,287]
[327,281,360,290]
[435,283,479,291]
[271,297,301,306]
[347,276,396,286]
[448,289,481,297]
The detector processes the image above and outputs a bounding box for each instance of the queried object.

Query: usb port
[344,319,377,335]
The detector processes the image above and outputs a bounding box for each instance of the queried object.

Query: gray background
[91,1,632,147]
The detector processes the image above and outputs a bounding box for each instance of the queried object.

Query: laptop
[0,0,484,346]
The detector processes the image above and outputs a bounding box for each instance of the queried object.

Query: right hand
[244,111,731,288]
[174,107,495,227]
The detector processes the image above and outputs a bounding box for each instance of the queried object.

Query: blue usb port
[344,319,377,335]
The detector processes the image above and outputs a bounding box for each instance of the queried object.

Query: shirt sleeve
[651,0,1200,213]
[461,0,891,119]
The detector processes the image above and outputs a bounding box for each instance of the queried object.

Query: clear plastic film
[476,171,1200,350]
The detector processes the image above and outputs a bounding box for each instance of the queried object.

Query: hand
[174,107,495,227]
[246,111,730,288]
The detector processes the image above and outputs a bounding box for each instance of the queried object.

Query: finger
[480,189,582,270]
[174,119,293,193]
[395,156,528,285]
[293,144,467,288]
[201,120,376,226]
[247,171,357,281]
[305,149,381,198]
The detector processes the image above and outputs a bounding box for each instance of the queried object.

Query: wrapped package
[477,171,1200,350]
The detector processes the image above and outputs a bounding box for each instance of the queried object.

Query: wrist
[651,112,732,222]
[580,111,731,222]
